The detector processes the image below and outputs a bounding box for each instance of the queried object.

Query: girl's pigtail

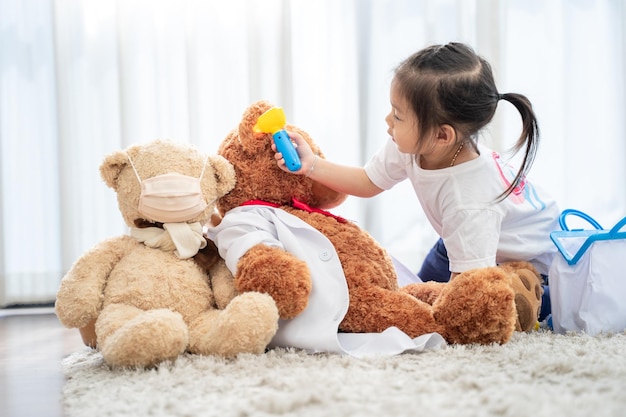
[496,93,540,202]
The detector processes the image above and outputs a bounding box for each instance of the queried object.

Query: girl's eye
[393,112,402,121]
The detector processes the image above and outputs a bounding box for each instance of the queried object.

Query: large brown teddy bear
[208,101,541,352]
[55,140,279,368]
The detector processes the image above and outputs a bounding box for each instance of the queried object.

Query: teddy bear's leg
[498,261,544,332]
[96,303,189,368]
[188,292,279,357]
[401,281,447,305]
[433,267,516,345]
[341,287,444,337]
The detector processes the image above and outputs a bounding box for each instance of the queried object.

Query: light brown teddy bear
[208,101,542,352]
[55,140,279,368]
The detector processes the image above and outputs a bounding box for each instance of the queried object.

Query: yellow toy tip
[253,107,286,134]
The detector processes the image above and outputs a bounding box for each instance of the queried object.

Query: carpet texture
[62,330,626,417]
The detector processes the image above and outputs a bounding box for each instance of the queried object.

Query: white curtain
[1,0,625,306]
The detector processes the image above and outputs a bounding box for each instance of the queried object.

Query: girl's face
[385,80,419,154]
[385,78,469,169]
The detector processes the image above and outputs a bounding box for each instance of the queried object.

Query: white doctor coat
[207,205,444,357]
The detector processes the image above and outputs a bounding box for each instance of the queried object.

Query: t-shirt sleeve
[443,208,502,273]
[363,139,411,190]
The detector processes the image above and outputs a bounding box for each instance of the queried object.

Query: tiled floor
[0,308,85,417]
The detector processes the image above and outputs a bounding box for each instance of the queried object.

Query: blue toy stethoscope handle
[273,130,302,172]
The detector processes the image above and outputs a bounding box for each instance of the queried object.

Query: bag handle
[552,210,626,265]
[609,216,626,236]
[558,209,603,231]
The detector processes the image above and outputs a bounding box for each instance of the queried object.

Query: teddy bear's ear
[237,100,274,154]
[99,149,130,191]
[206,154,236,196]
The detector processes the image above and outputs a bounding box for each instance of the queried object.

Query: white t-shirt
[364,139,560,275]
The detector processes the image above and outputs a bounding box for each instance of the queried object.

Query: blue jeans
[417,238,451,283]
[418,238,551,321]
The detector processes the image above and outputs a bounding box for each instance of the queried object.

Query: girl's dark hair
[394,42,539,201]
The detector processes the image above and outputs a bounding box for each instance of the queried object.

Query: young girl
[276,42,559,322]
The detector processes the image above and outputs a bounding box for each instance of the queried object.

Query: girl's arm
[276,131,384,198]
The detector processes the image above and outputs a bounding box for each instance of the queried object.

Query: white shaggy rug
[62,330,626,417]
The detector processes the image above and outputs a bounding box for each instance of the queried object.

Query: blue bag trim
[550,209,626,266]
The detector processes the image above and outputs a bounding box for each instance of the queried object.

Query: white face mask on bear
[127,153,209,223]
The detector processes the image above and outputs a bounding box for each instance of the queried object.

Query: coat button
[319,250,333,261]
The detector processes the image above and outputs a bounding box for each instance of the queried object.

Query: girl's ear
[436,124,457,145]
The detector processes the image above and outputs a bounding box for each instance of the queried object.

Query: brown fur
[215,101,519,345]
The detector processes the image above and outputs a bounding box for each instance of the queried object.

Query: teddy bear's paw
[188,292,279,357]
[99,309,189,368]
[55,284,101,329]
[498,262,543,332]
[433,267,516,345]
[236,244,312,319]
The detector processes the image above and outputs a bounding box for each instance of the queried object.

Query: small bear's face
[100,140,235,227]
[216,100,346,215]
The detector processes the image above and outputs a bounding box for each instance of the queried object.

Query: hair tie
[498,93,506,101]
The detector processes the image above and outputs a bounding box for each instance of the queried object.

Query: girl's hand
[273,131,316,175]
